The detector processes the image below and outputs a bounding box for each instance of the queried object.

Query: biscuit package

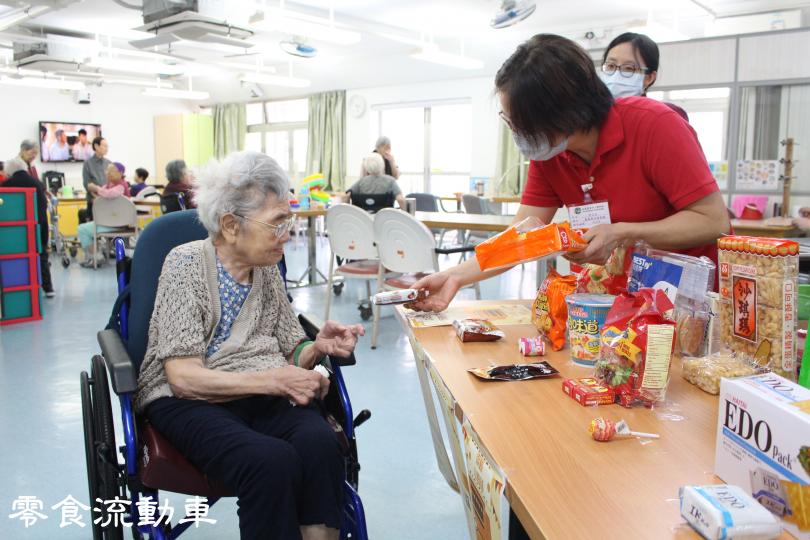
[532,269,577,351]
[679,484,781,540]
[718,236,799,380]
[714,373,810,539]
[682,351,765,395]
[475,218,587,271]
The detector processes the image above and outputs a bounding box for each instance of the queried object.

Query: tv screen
[39,121,102,163]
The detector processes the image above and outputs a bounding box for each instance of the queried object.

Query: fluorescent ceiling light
[0,75,84,90]
[250,10,361,45]
[217,61,276,73]
[86,56,185,76]
[410,45,483,70]
[142,87,209,100]
[240,71,310,88]
[106,78,174,88]
[0,5,49,32]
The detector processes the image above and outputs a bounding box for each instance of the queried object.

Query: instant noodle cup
[565,293,616,367]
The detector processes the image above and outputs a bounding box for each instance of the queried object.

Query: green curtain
[306,90,346,190]
[494,121,525,195]
[213,103,246,159]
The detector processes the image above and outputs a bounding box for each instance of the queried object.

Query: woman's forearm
[165,357,275,402]
[294,344,323,370]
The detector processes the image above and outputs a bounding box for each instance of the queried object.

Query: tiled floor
[0,232,538,539]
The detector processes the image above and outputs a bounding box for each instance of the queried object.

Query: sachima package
[717,237,799,380]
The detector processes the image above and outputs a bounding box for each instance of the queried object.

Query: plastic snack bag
[681,351,765,395]
[453,319,505,342]
[595,288,677,407]
[576,244,636,295]
[468,362,559,381]
[532,269,577,351]
[475,217,587,271]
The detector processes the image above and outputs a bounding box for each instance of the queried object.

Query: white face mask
[599,71,645,98]
[512,131,568,161]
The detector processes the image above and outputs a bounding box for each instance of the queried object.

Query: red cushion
[384,272,431,289]
[337,260,380,276]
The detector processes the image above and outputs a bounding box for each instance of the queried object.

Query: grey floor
[0,231,538,539]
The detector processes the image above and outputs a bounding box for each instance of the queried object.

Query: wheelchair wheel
[81,371,104,540]
[358,304,373,321]
[62,255,70,268]
[332,282,344,296]
[90,356,125,540]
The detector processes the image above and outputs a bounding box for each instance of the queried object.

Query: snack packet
[681,351,766,395]
[453,319,505,343]
[468,362,559,381]
[532,269,577,351]
[595,289,677,407]
[575,245,635,295]
[372,289,426,305]
[475,217,587,271]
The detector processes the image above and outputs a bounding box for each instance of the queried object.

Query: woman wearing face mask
[408,34,729,313]
[600,32,689,121]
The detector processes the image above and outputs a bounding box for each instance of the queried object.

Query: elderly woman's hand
[314,321,365,358]
[273,365,330,405]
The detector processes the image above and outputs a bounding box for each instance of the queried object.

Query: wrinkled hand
[794,216,810,231]
[314,320,364,358]
[273,365,330,405]
[405,272,460,313]
[566,223,626,266]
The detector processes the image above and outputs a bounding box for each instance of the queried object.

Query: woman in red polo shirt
[409,33,730,313]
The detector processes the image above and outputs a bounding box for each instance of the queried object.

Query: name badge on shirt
[568,200,612,229]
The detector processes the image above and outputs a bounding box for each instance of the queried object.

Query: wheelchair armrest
[297,313,357,367]
[97,329,139,395]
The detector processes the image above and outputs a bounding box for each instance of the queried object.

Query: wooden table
[396,300,755,540]
[416,211,513,233]
[731,219,803,238]
[292,207,328,287]
[55,198,163,236]
[490,196,521,204]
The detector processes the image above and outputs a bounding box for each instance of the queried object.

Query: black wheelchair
[80,209,370,539]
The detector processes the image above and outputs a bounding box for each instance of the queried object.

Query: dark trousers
[40,249,52,293]
[146,395,345,540]
[79,200,93,224]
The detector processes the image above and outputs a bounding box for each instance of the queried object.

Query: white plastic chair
[324,204,382,321]
[92,197,139,269]
[371,209,480,348]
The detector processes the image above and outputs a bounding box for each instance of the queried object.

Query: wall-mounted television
[39,121,102,163]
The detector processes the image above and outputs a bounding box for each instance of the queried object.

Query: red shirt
[521,96,721,265]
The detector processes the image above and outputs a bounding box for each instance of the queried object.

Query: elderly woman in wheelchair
[134,151,364,540]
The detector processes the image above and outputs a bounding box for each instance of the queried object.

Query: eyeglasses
[234,213,296,238]
[601,62,649,78]
[498,110,514,130]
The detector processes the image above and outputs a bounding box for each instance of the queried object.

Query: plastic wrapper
[372,289,426,305]
[681,351,765,395]
[679,484,781,540]
[718,236,799,380]
[575,245,635,295]
[468,362,559,381]
[595,289,677,407]
[628,247,716,304]
[518,336,546,356]
[531,269,577,351]
[475,218,587,271]
[674,306,711,357]
[453,319,505,342]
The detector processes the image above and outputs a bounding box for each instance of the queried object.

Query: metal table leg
[291,215,328,288]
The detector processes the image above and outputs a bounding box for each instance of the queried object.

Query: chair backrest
[124,210,208,370]
[326,204,378,260]
[462,194,488,215]
[350,192,394,214]
[405,192,439,212]
[160,193,186,214]
[93,197,138,227]
[373,209,436,274]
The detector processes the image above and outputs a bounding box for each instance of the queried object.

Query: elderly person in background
[77,162,131,268]
[162,159,197,208]
[363,135,399,179]
[6,139,41,180]
[49,129,70,161]
[3,157,54,296]
[344,153,406,209]
[136,151,363,540]
[82,136,111,220]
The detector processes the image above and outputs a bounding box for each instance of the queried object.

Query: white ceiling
[1,0,808,103]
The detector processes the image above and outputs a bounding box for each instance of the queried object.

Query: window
[376,101,472,196]
[246,98,309,184]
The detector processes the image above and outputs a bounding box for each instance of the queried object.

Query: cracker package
[532,269,577,351]
[714,373,810,539]
[682,351,765,395]
[718,237,799,380]
[475,217,587,271]
[595,289,677,407]
[575,245,635,295]
[679,484,781,540]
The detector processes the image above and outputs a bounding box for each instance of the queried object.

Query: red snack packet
[595,289,677,407]
[575,245,635,295]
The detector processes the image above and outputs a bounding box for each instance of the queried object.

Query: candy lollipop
[589,417,660,442]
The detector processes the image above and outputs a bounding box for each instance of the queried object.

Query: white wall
[0,85,194,190]
[346,77,500,185]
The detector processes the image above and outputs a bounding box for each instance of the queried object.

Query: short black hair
[135,168,149,181]
[602,32,660,73]
[78,128,87,136]
[92,136,105,150]
[495,34,613,145]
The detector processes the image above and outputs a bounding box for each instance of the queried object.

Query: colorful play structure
[290,173,330,209]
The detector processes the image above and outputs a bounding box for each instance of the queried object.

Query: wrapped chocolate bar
[453,319,505,343]
[372,289,427,305]
[679,484,781,540]
[468,362,558,381]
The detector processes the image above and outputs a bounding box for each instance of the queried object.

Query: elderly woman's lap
[146,395,344,539]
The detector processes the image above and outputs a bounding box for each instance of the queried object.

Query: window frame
[246,98,308,184]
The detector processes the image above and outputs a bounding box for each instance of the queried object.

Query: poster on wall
[462,417,510,540]
[708,161,728,189]
[735,160,780,190]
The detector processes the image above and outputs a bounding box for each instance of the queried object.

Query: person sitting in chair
[135,151,364,540]
[342,153,406,209]
[162,159,197,209]
[77,162,131,267]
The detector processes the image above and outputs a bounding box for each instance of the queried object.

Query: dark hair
[495,34,613,144]
[135,167,149,181]
[602,32,660,73]
[78,128,87,136]
[92,136,105,150]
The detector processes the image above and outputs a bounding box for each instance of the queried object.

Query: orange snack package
[475,218,587,271]
[532,269,577,351]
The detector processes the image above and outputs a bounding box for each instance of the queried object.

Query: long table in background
[396,300,792,540]
[56,197,162,236]
[415,211,512,233]
[731,218,803,238]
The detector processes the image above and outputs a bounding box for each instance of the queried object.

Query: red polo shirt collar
[561,106,624,174]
